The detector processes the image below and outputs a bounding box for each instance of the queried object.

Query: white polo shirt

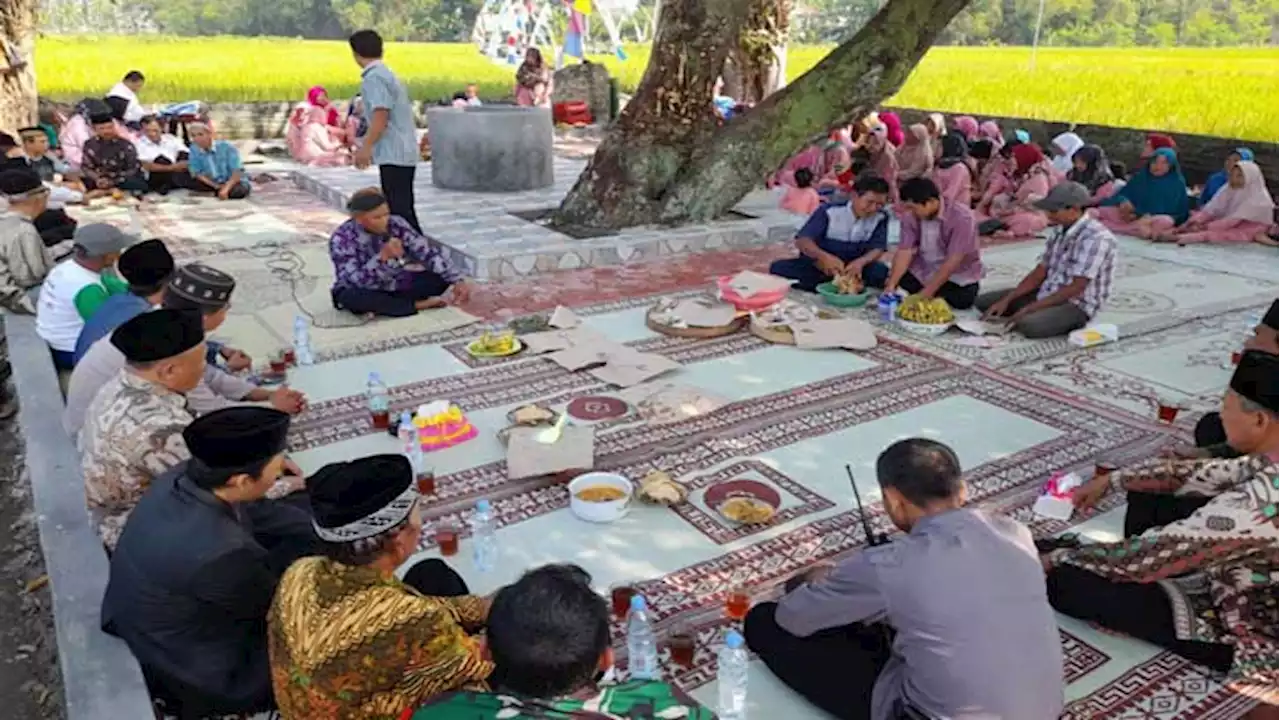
[36,261,104,351]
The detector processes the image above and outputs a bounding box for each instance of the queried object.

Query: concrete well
[427,105,554,192]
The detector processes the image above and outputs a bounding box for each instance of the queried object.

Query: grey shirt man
[64,337,259,438]
[776,508,1064,719]
[358,61,418,167]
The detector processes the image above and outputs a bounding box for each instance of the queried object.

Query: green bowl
[816,282,871,308]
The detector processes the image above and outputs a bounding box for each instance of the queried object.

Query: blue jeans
[770,238,889,292]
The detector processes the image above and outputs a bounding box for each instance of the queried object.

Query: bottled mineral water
[471,498,497,573]
[717,629,748,719]
[626,595,660,681]
[366,372,390,430]
[397,411,422,467]
[292,314,315,366]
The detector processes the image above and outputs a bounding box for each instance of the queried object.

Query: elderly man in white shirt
[107,70,148,125]
[134,116,193,194]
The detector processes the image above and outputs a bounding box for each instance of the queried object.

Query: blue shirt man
[187,124,250,199]
[769,173,893,292]
[350,29,423,233]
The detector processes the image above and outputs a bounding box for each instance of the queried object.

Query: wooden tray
[645,307,747,339]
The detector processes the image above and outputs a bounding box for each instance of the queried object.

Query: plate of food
[568,472,634,523]
[816,274,872,308]
[895,294,955,335]
[467,331,524,358]
[706,479,781,525]
[636,470,689,506]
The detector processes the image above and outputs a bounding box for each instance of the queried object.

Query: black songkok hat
[1262,300,1277,331]
[167,263,235,309]
[109,309,203,363]
[117,239,175,290]
[307,454,416,543]
[89,111,115,125]
[0,168,43,198]
[183,407,291,469]
[104,96,129,122]
[1230,350,1278,413]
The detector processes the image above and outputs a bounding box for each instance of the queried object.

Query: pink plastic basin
[716,276,788,311]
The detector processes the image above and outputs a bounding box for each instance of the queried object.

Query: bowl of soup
[568,472,634,524]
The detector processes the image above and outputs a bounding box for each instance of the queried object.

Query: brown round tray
[749,318,796,345]
[645,307,747,339]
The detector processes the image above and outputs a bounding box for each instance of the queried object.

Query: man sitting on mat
[328,188,472,317]
[1054,350,1278,696]
[744,438,1063,720]
[769,173,892,292]
[882,177,984,309]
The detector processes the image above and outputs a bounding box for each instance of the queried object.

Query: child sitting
[780,168,821,216]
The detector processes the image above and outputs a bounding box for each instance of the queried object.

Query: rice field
[36,36,1279,141]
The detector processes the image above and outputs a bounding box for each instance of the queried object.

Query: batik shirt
[1048,453,1279,689]
[82,136,141,186]
[329,216,463,292]
[404,681,716,719]
[80,372,193,550]
[268,557,492,719]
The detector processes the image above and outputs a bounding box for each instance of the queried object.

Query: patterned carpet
[76,182,1276,719]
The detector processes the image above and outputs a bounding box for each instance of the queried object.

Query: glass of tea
[1094,459,1117,478]
[668,624,696,669]
[609,584,637,622]
[283,347,297,366]
[268,350,288,374]
[723,585,750,622]
[434,524,460,557]
[416,466,436,495]
[1156,399,1182,424]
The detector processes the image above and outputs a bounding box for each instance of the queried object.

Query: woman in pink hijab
[289,106,350,166]
[984,144,1052,237]
[1155,161,1275,244]
[866,124,900,203]
[769,144,825,188]
[896,123,934,181]
[978,121,1004,150]
[879,112,905,147]
[307,86,343,129]
[952,116,980,143]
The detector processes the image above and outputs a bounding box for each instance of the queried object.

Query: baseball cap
[1032,182,1092,212]
[73,223,137,258]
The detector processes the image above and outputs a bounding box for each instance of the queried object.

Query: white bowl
[568,472,634,523]
[896,319,953,336]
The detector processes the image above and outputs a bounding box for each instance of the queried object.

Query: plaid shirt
[1037,214,1116,318]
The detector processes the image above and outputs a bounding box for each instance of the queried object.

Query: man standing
[744,438,1063,720]
[187,124,251,200]
[769,174,893,292]
[349,29,423,234]
[976,182,1117,338]
[102,406,319,718]
[107,70,148,125]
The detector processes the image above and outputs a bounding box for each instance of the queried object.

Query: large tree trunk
[554,0,971,231]
[727,0,791,105]
[0,0,38,134]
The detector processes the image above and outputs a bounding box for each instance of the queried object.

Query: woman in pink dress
[515,48,553,107]
[896,124,934,182]
[1154,161,1274,245]
[952,115,979,143]
[770,144,824,188]
[985,144,1052,237]
[291,106,350,166]
[933,132,974,208]
[978,121,1004,151]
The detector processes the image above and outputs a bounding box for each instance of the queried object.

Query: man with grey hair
[977,181,1117,338]
[186,123,251,200]
[0,168,59,315]
[35,223,133,368]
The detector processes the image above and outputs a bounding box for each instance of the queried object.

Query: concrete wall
[885,106,1277,189]
[4,315,154,720]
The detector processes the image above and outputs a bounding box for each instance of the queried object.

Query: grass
[36,36,1279,141]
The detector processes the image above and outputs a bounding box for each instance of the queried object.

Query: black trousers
[1046,489,1233,674]
[380,163,422,234]
[897,271,979,310]
[331,270,451,318]
[744,602,892,720]
[34,209,77,245]
[190,180,251,199]
[147,153,197,194]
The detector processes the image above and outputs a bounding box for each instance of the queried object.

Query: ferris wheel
[472,0,652,67]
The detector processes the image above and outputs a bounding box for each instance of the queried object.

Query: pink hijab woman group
[979,144,1054,238]
[1153,161,1275,244]
[287,86,351,166]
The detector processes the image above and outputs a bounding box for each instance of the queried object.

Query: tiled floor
[73,174,1276,719]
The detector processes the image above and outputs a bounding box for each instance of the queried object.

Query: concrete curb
[4,314,153,719]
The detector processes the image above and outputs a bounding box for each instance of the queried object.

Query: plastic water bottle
[397,410,420,461]
[366,372,390,429]
[293,314,315,366]
[877,292,900,323]
[471,499,497,573]
[717,629,748,719]
[626,595,660,681]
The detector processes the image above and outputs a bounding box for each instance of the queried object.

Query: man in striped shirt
[976,182,1116,338]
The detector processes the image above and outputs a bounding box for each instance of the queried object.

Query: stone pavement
[16,167,1278,720]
